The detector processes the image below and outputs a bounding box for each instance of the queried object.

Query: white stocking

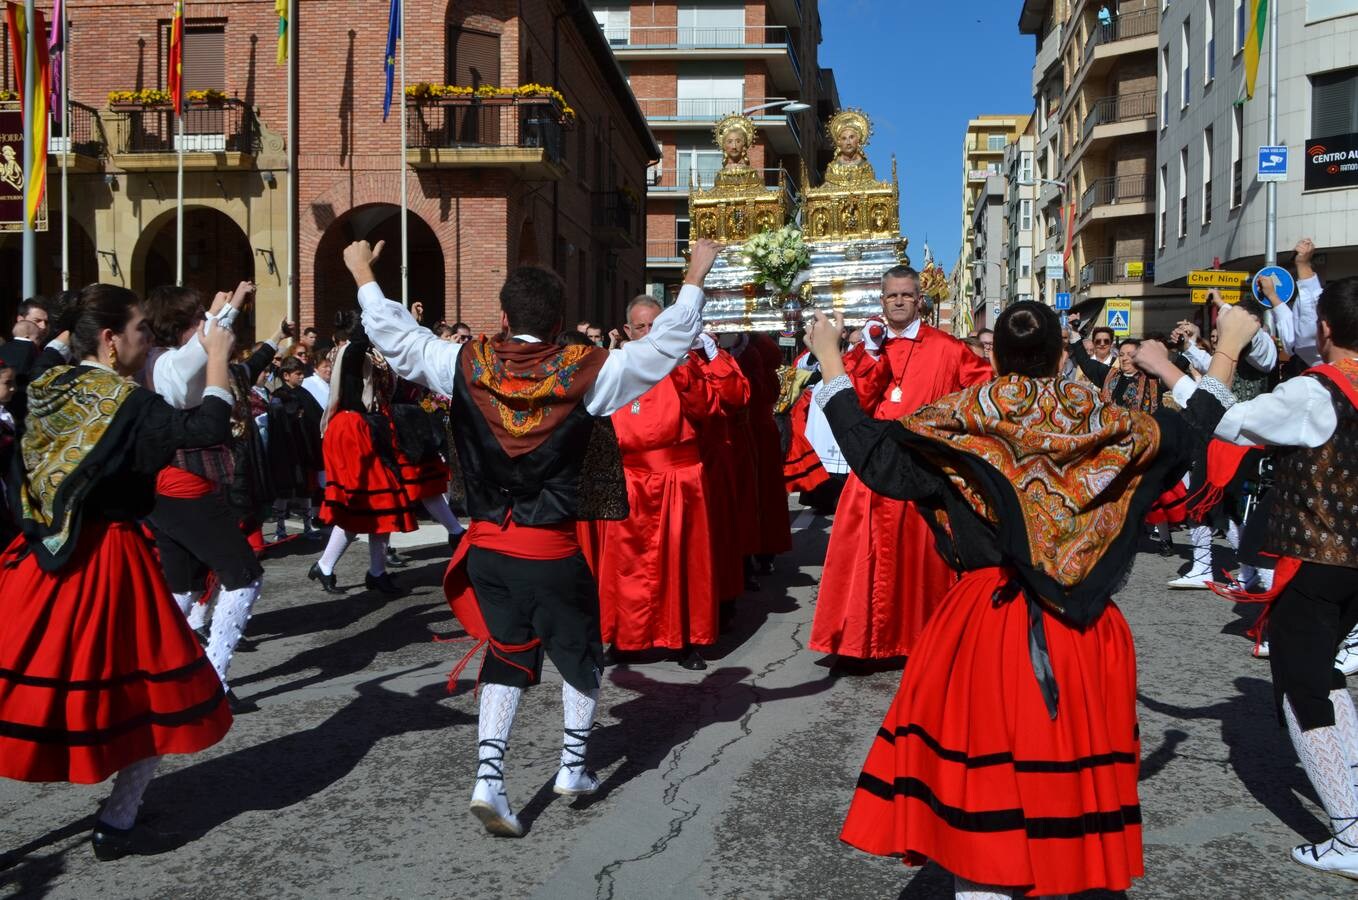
[205,578,262,690]
[561,680,599,774]
[477,683,522,793]
[1330,689,1358,790]
[318,526,351,576]
[185,597,208,631]
[421,495,464,535]
[1187,525,1213,578]
[1284,698,1358,845]
[368,534,389,576]
[101,756,161,830]
[953,877,1064,900]
[172,591,195,618]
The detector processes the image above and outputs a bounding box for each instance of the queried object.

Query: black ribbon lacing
[476,738,508,787]
[993,580,1061,721]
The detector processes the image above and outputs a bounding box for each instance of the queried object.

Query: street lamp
[742,100,811,115]
[1017,178,1067,188]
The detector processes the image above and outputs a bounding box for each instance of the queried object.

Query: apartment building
[957,113,1031,332]
[1004,127,1042,309]
[970,173,1009,330]
[1021,0,1176,336]
[1155,1,1358,297]
[593,0,838,301]
[1,0,656,335]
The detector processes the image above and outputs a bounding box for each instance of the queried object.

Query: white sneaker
[1291,837,1358,880]
[1252,640,1270,659]
[469,779,523,837]
[1167,571,1213,589]
[553,765,600,797]
[1336,634,1358,677]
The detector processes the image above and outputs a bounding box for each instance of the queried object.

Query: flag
[1061,197,1075,278]
[275,0,287,64]
[168,0,184,115]
[5,1,51,227]
[47,0,62,127]
[382,0,399,121]
[1242,0,1267,101]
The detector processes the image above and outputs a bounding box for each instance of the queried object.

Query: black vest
[448,357,627,526]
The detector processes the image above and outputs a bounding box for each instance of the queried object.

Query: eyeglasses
[1092,338,1112,345]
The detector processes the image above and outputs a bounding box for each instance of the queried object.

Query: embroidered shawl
[1101,364,1160,412]
[460,337,608,457]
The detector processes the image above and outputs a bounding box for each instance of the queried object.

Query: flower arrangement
[404,82,576,121]
[919,261,950,301]
[743,224,811,295]
[108,88,227,107]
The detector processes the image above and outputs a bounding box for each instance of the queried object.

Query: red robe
[590,359,721,649]
[783,352,829,494]
[693,348,751,602]
[736,335,793,557]
[809,323,994,659]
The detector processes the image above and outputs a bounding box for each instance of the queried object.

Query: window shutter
[183,28,225,92]
[448,27,500,88]
[1312,69,1358,138]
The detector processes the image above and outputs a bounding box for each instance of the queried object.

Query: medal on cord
[886,335,918,406]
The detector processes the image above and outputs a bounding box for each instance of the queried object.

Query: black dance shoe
[90,820,176,861]
[385,546,409,568]
[226,690,259,715]
[307,563,343,594]
[1157,539,1175,558]
[365,571,403,596]
[677,647,708,671]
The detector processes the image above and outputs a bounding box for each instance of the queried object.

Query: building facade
[591,0,837,301]
[1,0,657,338]
[970,174,1008,331]
[1004,128,1041,308]
[957,113,1031,332]
[1155,0,1358,299]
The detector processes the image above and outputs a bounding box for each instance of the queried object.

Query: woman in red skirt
[806,299,1258,898]
[0,284,235,860]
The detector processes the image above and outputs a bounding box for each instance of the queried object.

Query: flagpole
[20,0,36,300]
[1263,0,1278,268]
[59,2,68,290]
[397,0,408,306]
[285,0,296,321]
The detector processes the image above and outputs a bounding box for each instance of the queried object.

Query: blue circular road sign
[1252,265,1296,307]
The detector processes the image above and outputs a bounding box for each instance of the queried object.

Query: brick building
[590,0,837,300]
[0,0,657,338]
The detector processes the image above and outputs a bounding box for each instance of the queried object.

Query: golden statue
[713,114,762,190]
[687,112,789,243]
[823,109,877,187]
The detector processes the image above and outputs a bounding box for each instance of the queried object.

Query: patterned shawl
[1101,364,1160,412]
[460,337,608,457]
[902,375,1162,615]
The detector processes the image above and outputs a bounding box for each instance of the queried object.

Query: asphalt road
[1,509,1353,900]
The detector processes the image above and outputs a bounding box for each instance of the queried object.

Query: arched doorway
[140,207,257,343]
[313,204,444,332]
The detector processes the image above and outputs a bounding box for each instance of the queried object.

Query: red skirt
[397,450,451,503]
[1145,481,1188,526]
[321,411,418,535]
[841,567,1143,896]
[0,521,232,784]
[784,391,830,495]
[810,473,958,659]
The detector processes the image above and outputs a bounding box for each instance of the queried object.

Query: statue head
[713,114,757,167]
[827,109,871,162]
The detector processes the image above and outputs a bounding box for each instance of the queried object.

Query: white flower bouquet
[742,225,812,295]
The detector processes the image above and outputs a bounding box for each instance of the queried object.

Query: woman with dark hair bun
[0,283,236,860]
[805,301,1262,899]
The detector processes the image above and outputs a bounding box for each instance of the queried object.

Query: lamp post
[741,100,811,116]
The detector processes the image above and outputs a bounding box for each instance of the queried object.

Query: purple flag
[47,0,62,128]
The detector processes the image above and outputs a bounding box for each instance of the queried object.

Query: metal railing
[405,98,564,163]
[1079,173,1153,215]
[1084,7,1158,59]
[1082,89,1156,139]
[646,237,688,260]
[1080,256,1152,287]
[592,191,637,234]
[633,96,797,120]
[612,24,793,48]
[114,99,257,155]
[49,100,105,157]
[649,164,798,198]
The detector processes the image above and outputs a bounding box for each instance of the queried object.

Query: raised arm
[1292,239,1322,367]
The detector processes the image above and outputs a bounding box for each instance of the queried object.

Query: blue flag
[382,0,399,121]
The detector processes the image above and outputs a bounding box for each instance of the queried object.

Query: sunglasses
[1093,338,1112,345]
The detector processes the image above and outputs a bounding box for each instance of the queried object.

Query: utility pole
[1263,0,1278,266]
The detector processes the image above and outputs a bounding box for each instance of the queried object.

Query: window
[1233,0,1245,54]
[1158,164,1168,248]
[1178,148,1189,237]
[675,218,691,255]
[676,63,744,119]
[1021,198,1033,231]
[162,24,225,92]
[1019,247,1033,279]
[1160,46,1170,128]
[592,4,631,45]
[1205,0,1216,84]
[1202,125,1214,226]
[1181,20,1191,108]
[1231,105,1243,207]
[988,134,1007,151]
[1311,67,1358,138]
[1020,151,1034,184]
[678,3,745,45]
[447,27,500,88]
[674,138,724,190]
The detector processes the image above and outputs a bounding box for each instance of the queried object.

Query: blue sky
[819,2,1036,271]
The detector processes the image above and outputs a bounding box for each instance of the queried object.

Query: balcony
[1080,255,1153,290]
[1070,8,1158,92]
[404,98,566,179]
[633,96,804,153]
[592,191,638,248]
[1032,23,1063,94]
[647,166,800,207]
[766,0,804,27]
[109,99,258,171]
[48,101,106,172]
[1081,90,1156,145]
[646,237,688,268]
[610,26,801,91]
[1078,173,1153,220]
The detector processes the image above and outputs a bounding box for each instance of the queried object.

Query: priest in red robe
[735,333,794,572]
[693,337,752,605]
[809,265,993,662]
[592,298,722,670]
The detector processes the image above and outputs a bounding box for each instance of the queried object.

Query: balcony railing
[633,96,796,120]
[615,24,793,49]
[114,99,257,155]
[1080,255,1153,288]
[405,97,564,163]
[49,100,106,157]
[646,237,688,260]
[1082,90,1156,139]
[648,166,800,203]
[1084,7,1157,59]
[592,191,638,246]
[1079,173,1153,215]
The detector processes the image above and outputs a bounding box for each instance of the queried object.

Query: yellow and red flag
[5,1,51,227]
[1242,0,1268,101]
[168,0,185,114]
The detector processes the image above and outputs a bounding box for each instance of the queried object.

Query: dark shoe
[599,644,616,667]
[677,647,708,671]
[90,820,177,861]
[308,563,343,595]
[385,546,408,568]
[365,571,403,596]
[1157,539,1174,558]
[226,689,258,715]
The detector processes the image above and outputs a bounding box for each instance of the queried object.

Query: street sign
[1054,291,1071,311]
[1045,264,1064,280]
[1105,298,1131,336]
[1187,269,1251,288]
[1191,288,1243,305]
[1258,145,1288,182]
[1252,265,1296,307]
[1045,253,1062,269]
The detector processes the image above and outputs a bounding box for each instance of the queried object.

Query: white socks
[101,756,161,830]
[476,683,522,791]
[1330,689,1358,790]
[205,578,262,691]
[422,495,464,536]
[368,534,389,576]
[1187,525,1213,578]
[561,680,599,775]
[186,598,208,631]
[318,527,352,576]
[1284,698,1358,846]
